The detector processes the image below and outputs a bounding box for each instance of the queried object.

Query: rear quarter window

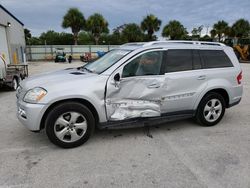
[200,50,233,69]
[165,49,193,73]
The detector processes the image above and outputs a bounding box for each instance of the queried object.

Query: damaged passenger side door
[105,50,166,121]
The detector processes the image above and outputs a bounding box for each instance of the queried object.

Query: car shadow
[0,85,13,93]
[15,118,200,150]
[93,118,199,141]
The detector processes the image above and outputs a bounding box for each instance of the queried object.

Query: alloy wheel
[203,99,222,123]
[54,112,87,143]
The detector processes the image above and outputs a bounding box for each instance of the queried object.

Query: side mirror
[114,73,120,82]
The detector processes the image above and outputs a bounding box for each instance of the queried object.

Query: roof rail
[142,40,226,47]
[120,42,146,47]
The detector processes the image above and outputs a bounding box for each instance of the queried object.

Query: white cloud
[1,0,249,36]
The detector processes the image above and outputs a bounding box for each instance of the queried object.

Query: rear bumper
[228,98,241,108]
[17,100,48,131]
[228,84,243,108]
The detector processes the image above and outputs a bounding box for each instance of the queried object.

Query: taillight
[237,71,242,84]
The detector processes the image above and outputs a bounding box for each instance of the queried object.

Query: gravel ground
[0,61,249,188]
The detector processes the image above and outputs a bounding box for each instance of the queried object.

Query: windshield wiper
[83,67,93,73]
[79,66,93,73]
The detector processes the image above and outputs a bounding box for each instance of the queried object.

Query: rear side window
[200,50,233,69]
[165,50,193,73]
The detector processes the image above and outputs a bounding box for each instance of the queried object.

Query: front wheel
[195,92,226,126]
[45,102,95,148]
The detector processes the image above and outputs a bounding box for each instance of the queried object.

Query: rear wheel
[195,92,226,126]
[45,102,95,148]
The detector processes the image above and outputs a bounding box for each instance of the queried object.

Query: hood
[20,68,96,90]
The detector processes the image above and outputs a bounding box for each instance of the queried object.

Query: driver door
[105,50,167,121]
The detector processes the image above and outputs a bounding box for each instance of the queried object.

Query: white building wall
[0,26,10,64]
[0,6,25,64]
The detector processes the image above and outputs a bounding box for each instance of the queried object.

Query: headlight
[23,87,47,103]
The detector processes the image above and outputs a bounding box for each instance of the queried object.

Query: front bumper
[17,99,47,131]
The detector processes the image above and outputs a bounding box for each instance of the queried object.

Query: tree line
[25,8,250,45]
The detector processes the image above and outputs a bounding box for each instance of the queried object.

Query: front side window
[84,49,131,74]
[122,51,163,77]
[165,50,193,73]
[200,50,233,69]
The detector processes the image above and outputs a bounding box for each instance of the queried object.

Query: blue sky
[1,0,250,36]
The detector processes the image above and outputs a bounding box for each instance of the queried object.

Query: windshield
[83,49,131,74]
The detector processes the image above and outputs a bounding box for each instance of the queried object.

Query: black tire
[45,102,95,148]
[195,92,226,127]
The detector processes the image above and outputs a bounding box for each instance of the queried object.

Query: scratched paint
[109,99,161,120]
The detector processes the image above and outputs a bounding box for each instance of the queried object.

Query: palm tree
[122,23,144,42]
[111,24,128,44]
[62,8,85,45]
[210,29,217,39]
[232,19,250,38]
[162,20,188,40]
[86,13,109,45]
[212,20,229,42]
[141,14,161,41]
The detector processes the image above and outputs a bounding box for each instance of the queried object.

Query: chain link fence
[25,45,119,61]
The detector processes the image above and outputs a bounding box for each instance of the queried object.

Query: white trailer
[0,24,10,65]
[0,54,28,90]
[0,5,27,90]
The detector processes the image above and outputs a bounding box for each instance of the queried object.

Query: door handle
[147,83,160,88]
[197,75,206,80]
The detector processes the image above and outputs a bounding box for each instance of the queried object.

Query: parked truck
[0,54,28,90]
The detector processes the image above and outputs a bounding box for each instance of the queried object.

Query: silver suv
[16,41,243,148]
